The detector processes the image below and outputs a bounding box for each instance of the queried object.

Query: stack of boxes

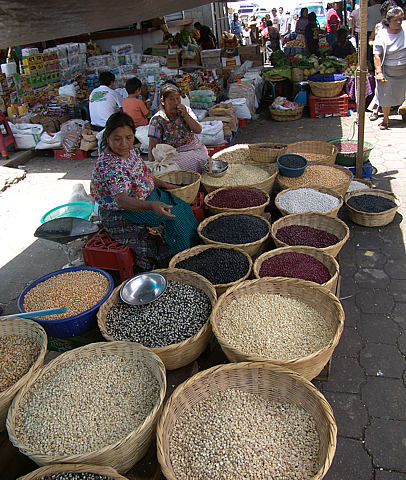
[43,51,60,84]
[238,45,263,67]
[21,54,47,87]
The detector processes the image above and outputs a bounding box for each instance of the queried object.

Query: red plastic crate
[309,93,349,118]
[191,192,205,223]
[54,149,88,159]
[206,142,228,156]
[82,227,135,281]
[238,118,248,128]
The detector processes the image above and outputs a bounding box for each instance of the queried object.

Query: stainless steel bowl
[120,273,167,306]
[204,159,229,177]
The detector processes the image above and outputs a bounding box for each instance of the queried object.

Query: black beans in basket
[279,156,306,169]
[106,281,211,348]
[176,248,250,285]
[347,194,396,213]
[201,214,269,244]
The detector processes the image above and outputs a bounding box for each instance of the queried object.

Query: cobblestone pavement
[0,109,405,479]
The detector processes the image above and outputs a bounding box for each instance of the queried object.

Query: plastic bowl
[17,267,114,338]
[41,202,94,224]
[277,154,308,178]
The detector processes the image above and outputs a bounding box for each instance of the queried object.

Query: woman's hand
[376,72,386,82]
[152,201,176,218]
[177,103,188,117]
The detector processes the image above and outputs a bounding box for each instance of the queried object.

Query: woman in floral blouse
[91,111,198,271]
[148,82,208,173]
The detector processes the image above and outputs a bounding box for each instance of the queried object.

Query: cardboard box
[238,45,260,56]
[182,50,201,66]
[221,56,241,68]
[151,43,168,57]
[166,52,181,69]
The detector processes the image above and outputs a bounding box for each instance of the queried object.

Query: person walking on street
[351,5,361,46]
[326,2,341,45]
[230,13,243,44]
[368,0,385,65]
[278,7,290,44]
[271,8,280,31]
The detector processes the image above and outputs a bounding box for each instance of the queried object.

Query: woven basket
[270,105,304,122]
[169,245,253,296]
[278,163,353,197]
[18,463,128,480]
[7,342,166,473]
[98,269,217,370]
[271,212,350,257]
[204,186,270,216]
[202,164,278,194]
[212,144,251,163]
[347,178,373,193]
[156,170,201,204]
[291,67,304,82]
[286,141,338,165]
[0,319,47,432]
[253,246,339,292]
[344,189,401,227]
[275,185,344,218]
[157,362,337,480]
[248,143,288,163]
[308,79,346,98]
[210,277,344,380]
[198,212,271,256]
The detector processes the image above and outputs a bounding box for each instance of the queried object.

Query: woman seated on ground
[147,82,208,173]
[330,28,356,58]
[91,111,199,271]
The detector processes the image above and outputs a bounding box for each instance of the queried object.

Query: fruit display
[345,65,358,76]
[345,52,358,65]
[285,39,305,48]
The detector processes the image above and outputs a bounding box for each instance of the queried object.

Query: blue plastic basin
[41,202,94,224]
[277,154,308,178]
[17,267,114,338]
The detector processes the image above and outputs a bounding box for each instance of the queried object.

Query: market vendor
[147,82,208,173]
[91,111,199,271]
[330,29,355,58]
[89,71,122,130]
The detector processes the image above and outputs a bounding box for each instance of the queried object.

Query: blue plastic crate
[344,161,373,179]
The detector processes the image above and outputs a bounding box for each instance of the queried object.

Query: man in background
[230,13,243,44]
[271,8,280,31]
[89,71,122,130]
[278,7,290,44]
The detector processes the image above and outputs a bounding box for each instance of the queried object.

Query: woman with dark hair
[147,82,208,172]
[305,12,320,55]
[295,7,309,42]
[373,5,406,129]
[91,111,198,271]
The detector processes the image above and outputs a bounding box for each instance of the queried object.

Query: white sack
[223,98,251,119]
[197,120,225,145]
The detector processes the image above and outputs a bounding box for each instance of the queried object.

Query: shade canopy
[0,0,218,48]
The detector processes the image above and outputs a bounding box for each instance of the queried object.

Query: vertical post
[356,0,368,178]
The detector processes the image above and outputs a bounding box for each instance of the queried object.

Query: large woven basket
[169,245,253,296]
[18,463,129,480]
[156,170,201,204]
[198,212,271,257]
[204,186,270,216]
[7,342,166,473]
[278,163,353,197]
[275,185,344,218]
[344,189,401,227]
[210,277,344,380]
[211,144,251,163]
[157,362,337,480]
[98,269,216,370]
[0,319,47,432]
[308,79,346,98]
[253,246,339,292]
[202,163,278,194]
[286,141,338,165]
[271,212,350,257]
[248,143,288,163]
[270,105,304,122]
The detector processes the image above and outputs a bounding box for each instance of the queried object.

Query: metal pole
[356,0,368,178]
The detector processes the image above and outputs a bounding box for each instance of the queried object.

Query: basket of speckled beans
[17,463,129,480]
[7,342,166,473]
[97,268,217,370]
[157,362,337,480]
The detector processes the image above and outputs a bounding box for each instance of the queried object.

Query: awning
[0,0,218,48]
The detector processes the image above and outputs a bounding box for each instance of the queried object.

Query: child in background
[122,77,150,128]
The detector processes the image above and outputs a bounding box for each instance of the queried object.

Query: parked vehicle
[292,2,328,29]
[238,3,260,24]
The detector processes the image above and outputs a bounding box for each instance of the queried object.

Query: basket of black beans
[169,245,253,295]
[197,212,271,256]
[18,463,128,480]
[344,189,401,227]
[97,269,217,370]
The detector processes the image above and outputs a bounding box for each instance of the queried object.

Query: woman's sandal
[369,112,379,121]
[379,121,389,130]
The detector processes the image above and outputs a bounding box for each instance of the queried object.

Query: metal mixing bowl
[120,273,167,306]
[204,159,229,177]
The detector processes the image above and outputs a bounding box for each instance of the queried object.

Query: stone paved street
[0,109,405,479]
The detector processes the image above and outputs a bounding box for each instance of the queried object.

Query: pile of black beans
[37,474,114,480]
[201,214,269,244]
[106,281,211,348]
[347,194,396,213]
[176,248,250,285]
